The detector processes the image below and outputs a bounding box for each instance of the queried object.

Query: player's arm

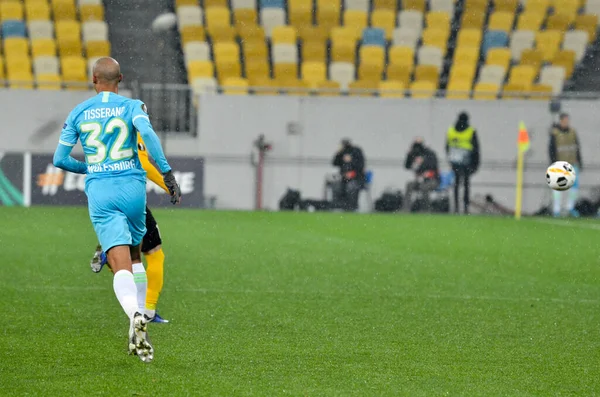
[139,143,169,193]
[53,114,87,174]
[132,102,181,203]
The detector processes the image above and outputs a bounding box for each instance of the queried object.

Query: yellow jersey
[137,132,169,193]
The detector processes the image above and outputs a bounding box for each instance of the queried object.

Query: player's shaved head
[92,57,122,91]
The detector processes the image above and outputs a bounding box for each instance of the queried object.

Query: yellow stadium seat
[502,82,527,99]
[509,65,536,88]
[473,82,500,100]
[463,0,487,13]
[517,12,544,31]
[0,2,23,21]
[386,64,411,86]
[52,0,76,20]
[453,47,478,64]
[426,11,450,32]
[61,56,87,88]
[283,79,311,96]
[213,42,239,64]
[80,4,104,21]
[274,62,298,82]
[388,46,414,67]
[536,30,562,62]
[6,55,31,76]
[331,27,357,63]
[272,26,297,45]
[371,9,395,40]
[520,48,543,70]
[222,77,249,95]
[181,26,206,44]
[403,0,426,12]
[494,0,517,12]
[576,15,598,43]
[546,13,572,32]
[25,2,50,20]
[245,60,270,83]
[373,0,398,10]
[486,48,511,70]
[552,0,578,19]
[552,50,575,77]
[488,11,514,33]
[358,63,384,82]
[348,80,377,97]
[31,38,56,57]
[9,71,34,89]
[301,61,326,88]
[449,62,476,82]
[0,56,4,80]
[379,80,404,98]
[239,25,265,42]
[55,20,81,43]
[461,11,485,29]
[415,64,439,84]
[289,0,312,30]
[243,41,267,62]
[37,73,61,90]
[457,29,482,49]
[446,80,471,99]
[316,0,340,30]
[206,7,231,30]
[299,26,328,42]
[410,80,436,98]
[58,39,82,57]
[344,10,368,37]
[176,0,198,5]
[359,46,385,68]
[3,38,29,57]
[216,61,241,83]
[302,41,326,62]
[233,9,257,32]
[209,25,236,42]
[86,40,110,58]
[187,60,214,80]
[524,0,550,14]
[316,80,340,96]
[204,0,227,6]
[250,78,279,96]
[529,83,553,100]
[422,28,449,52]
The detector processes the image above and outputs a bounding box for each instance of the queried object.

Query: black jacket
[445,118,480,173]
[405,145,439,180]
[333,145,365,180]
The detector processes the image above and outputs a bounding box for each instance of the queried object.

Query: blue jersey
[58,91,170,181]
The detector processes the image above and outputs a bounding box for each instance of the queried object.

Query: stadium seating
[0,0,109,89]
[173,0,598,98]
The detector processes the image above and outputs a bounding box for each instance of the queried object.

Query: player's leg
[452,166,461,213]
[463,168,470,214]
[142,207,167,322]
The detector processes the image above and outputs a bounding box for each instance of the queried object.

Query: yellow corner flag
[515,121,530,220]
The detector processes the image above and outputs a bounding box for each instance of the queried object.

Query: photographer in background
[404,138,440,211]
[332,139,365,211]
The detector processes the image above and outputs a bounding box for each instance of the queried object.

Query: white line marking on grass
[8,285,600,305]
[533,218,600,231]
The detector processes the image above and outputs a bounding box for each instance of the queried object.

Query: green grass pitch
[1,207,599,396]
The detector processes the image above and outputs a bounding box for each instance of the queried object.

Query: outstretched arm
[53,143,87,174]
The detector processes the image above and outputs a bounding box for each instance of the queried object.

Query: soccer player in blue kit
[53,57,181,363]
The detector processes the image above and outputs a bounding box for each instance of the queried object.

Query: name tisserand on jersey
[87,159,136,174]
[83,106,126,120]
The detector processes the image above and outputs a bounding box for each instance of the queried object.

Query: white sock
[146,309,156,319]
[553,191,561,215]
[132,262,147,313]
[113,270,138,320]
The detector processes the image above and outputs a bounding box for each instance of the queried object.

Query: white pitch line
[12,285,597,305]
[532,218,600,231]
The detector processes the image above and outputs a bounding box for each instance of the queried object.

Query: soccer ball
[546,161,576,191]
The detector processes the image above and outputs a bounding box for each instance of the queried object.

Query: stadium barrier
[0,152,205,208]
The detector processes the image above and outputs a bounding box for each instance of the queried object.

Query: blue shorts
[85,175,147,252]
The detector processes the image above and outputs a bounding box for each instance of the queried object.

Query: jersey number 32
[81,119,133,164]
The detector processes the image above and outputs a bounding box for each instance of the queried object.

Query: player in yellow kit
[90,132,170,323]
